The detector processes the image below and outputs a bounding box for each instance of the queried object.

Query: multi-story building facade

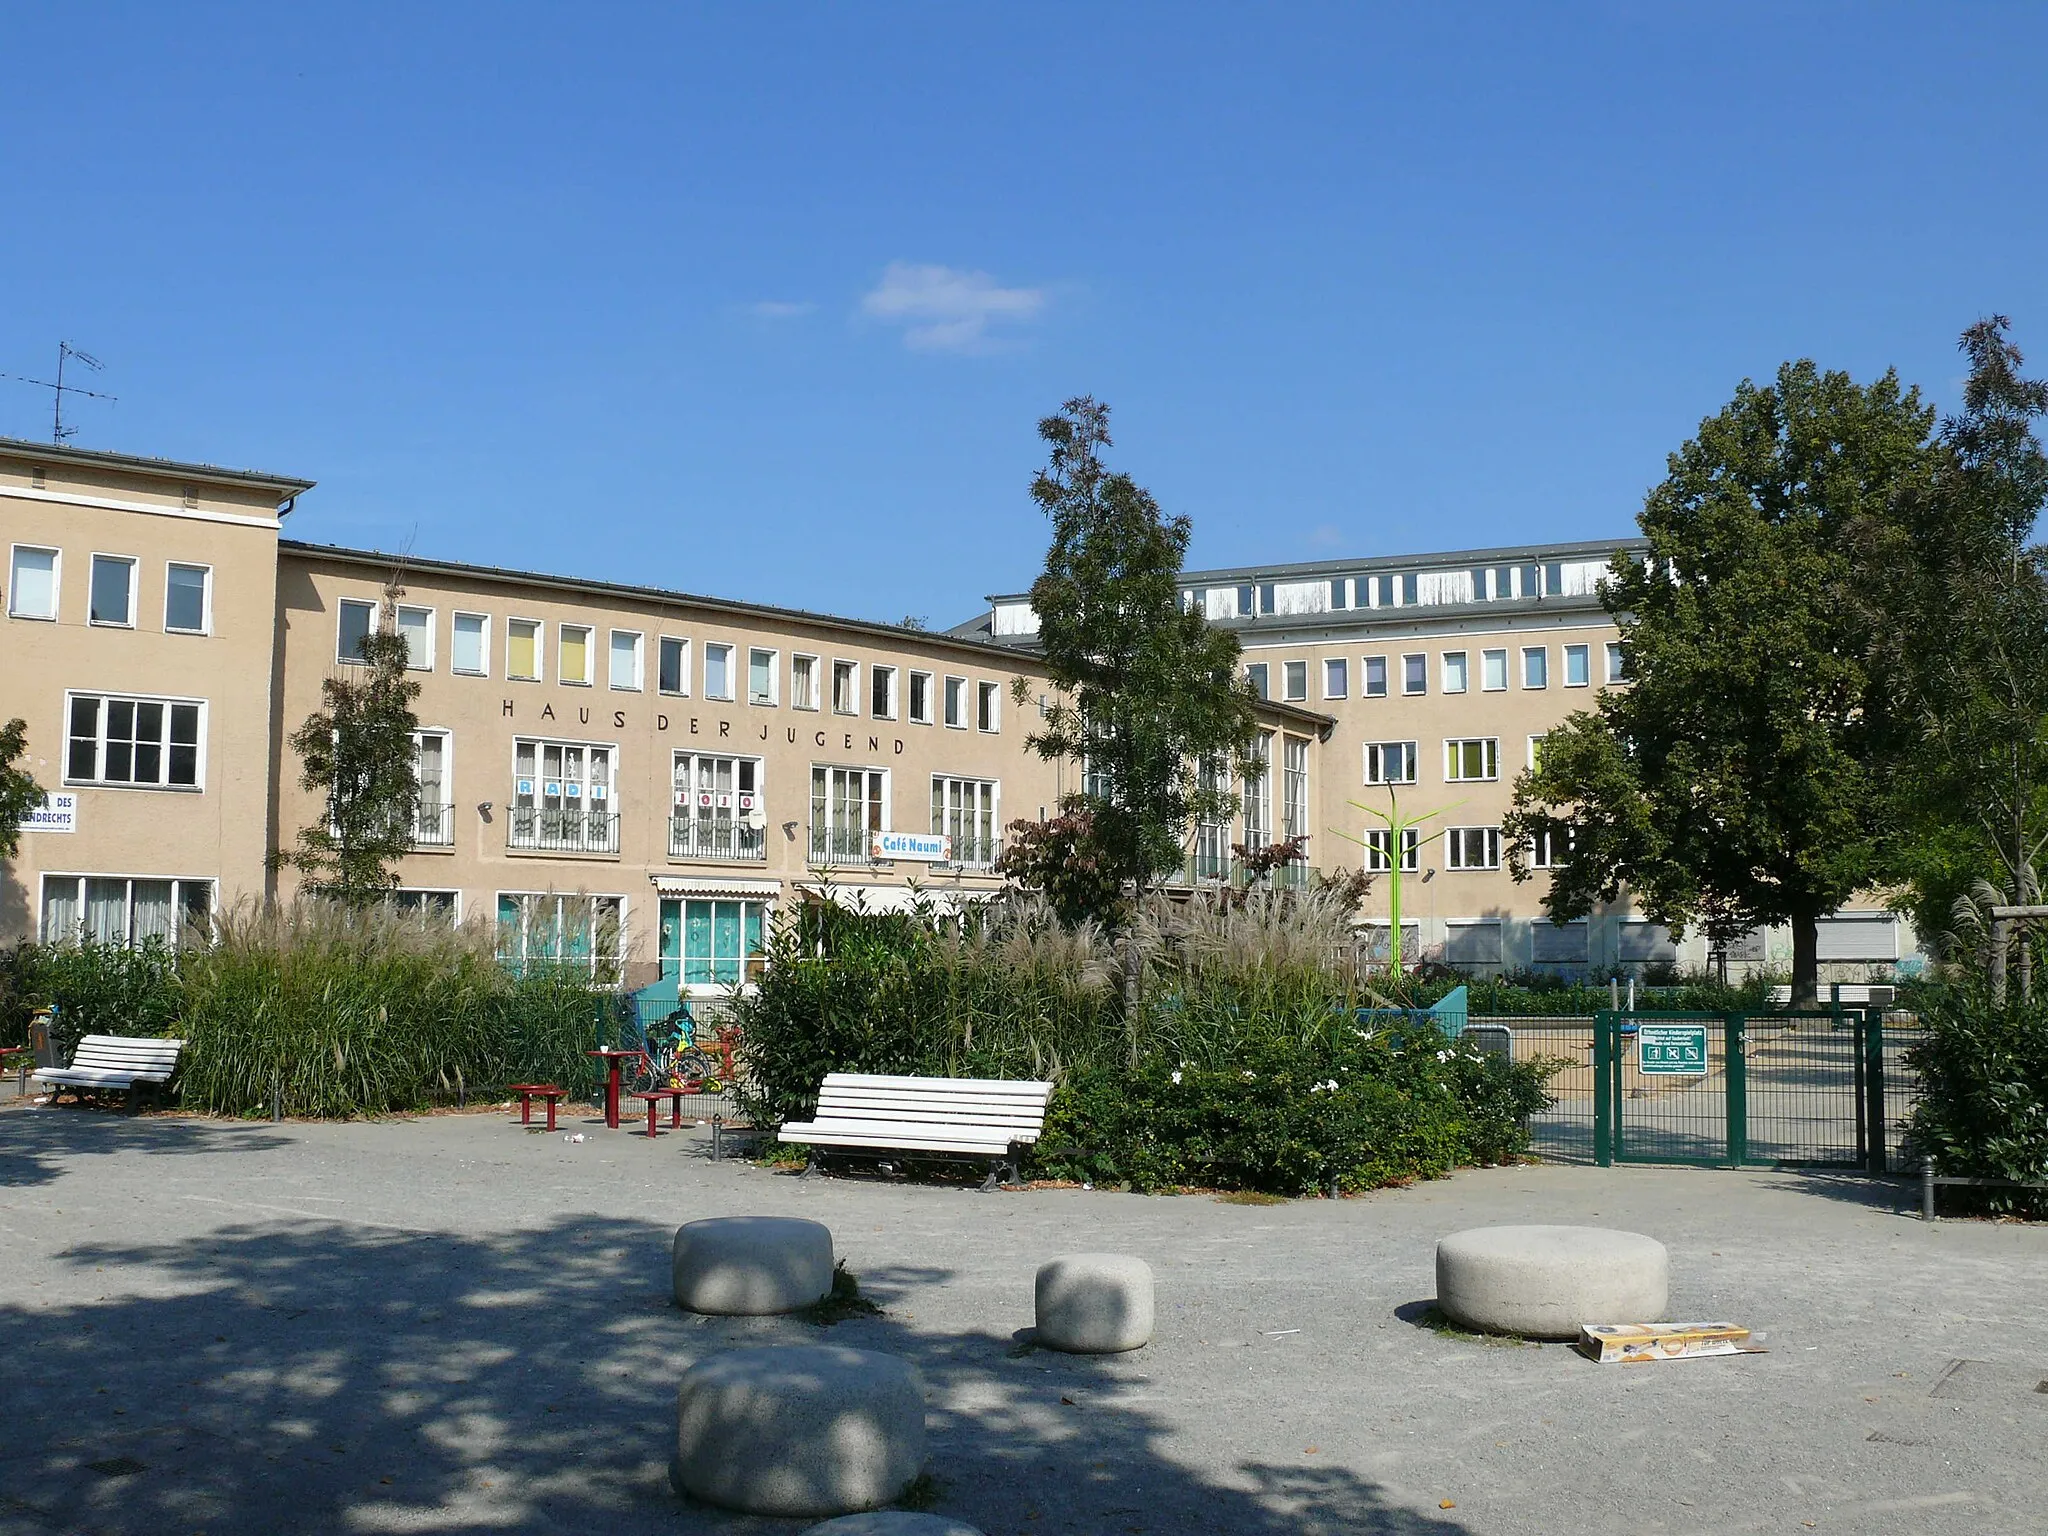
[2,435,1914,981]
[970,545,1918,977]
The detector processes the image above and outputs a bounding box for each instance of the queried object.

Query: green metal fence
[1590,1008,1894,1171]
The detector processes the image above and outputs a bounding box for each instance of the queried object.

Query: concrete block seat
[802,1515,987,1536]
[1035,1253,1154,1354]
[1435,1225,1669,1340]
[673,1346,926,1517]
[672,1216,834,1316]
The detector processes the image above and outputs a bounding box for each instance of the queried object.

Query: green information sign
[1637,1023,1709,1076]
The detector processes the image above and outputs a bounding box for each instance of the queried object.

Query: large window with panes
[1446,827,1502,870]
[1192,756,1232,881]
[413,730,453,845]
[1242,731,1272,847]
[510,739,618,852]
[495,892,624,980]
[660,897,768,988]
[931,775,1000,868]
[41,874,213,946]
[671,752,765,861]
[1363,741,1417,785]
[811,765,887,863]
[1444,738,1499,782]
[66,693,203,789]
[1361,828,1419,873]
[1282,737,1309,871]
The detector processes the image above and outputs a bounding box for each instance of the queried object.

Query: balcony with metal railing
[669,818,767,862]
[412,802,456,848]
[808,824,872,865]
[943,833,1002,872]
[508,806,621,855]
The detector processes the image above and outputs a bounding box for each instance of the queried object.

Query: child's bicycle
[626,1005,741,1096]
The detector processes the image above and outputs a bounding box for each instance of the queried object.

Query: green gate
[1594,1008,1889,1171]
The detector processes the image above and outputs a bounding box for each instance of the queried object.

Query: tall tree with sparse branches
[1016,398,1263,907]
[274,596,422,906]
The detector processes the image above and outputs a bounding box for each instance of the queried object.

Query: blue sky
[4,4,2045,625]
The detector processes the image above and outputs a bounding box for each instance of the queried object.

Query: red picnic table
[586,1049,642,1129]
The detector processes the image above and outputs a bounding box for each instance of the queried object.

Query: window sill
[405,843,458,856]
[62,780,203,793]
[506,846,622,861]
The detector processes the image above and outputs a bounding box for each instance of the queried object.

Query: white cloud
[748,300,816,320]
[859,261,1047,352]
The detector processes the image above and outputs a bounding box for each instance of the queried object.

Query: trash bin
[30,1009,59,1069]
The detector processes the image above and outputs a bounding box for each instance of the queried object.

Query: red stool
[509,1084,567,1131]
[626,1089,685,1138]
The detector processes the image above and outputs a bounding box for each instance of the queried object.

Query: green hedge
[730,892,1557,1196]
[1907,989,2048,1213]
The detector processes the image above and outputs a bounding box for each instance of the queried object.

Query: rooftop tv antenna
[1,341,118,443]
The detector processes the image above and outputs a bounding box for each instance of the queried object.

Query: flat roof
[0,435,316,496]
[983,534,1648,605]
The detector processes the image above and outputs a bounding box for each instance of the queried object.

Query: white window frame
[1282,659,1308,702]
[1527,826,1573,869]
[494,891,626,980]
[976,679,1001,733]
[1521,645,1547,689]
[931,774,1001,868]
[452,611,490,677]
[88,552,137,629]
[1364,741,1418,786]
[1362,828,1419,873]
[1605,641,1627,684]
[790,653,820,711]
[1401,653,1427,696]
[63,691,208,791]
[943,675,968,729]
[1245,661,1269,700]
[1527,733,1547,770]
[671,751,767,861]
[164,561,212,635]
[1445,826,1502,870]
[1481,648,1508,692]
[509,738,619,853]
[831,659,860,716]
[8,544,60,621]
[1442,650,1469,694]
[1563,642,1591,688]
[748,646,779,707]
[704,641,736,701]
[389,888,462,925]
[907,669,934,724]
[1362,655,1387,698]
[1444,738,1500,783]
[610,629,645,692]
[559,623,595,687]
[659,636,691,697]
[411,728,455,846]
[871,664,898,720]
[396,605,435,671]
[1323,657,1348,700]
[811,763,891,862]
[37,873,217,946]
[507,617,545,682]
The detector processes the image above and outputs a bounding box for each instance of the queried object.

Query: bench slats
[778,1124,1025,1155]
[818,1072,1052,1096]
[34,1035,184,1099]
[781,1073,1054,1166]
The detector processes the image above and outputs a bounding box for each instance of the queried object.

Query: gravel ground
[2,1101,2044,1536]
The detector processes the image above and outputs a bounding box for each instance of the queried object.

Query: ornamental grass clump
[176,900,612,1118]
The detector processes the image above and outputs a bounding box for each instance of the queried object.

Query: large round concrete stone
[1435,1225,1669,1339]
[801,1516,987,1536]
[672,1216,833,1316]
[674,1346,926,1517]
[1035,1252,1154,1353]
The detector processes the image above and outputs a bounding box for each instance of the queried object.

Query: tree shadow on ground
[0,1106,293,1189]
[0,1208,1473,1536]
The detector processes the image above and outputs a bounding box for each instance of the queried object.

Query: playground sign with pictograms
[1637,1023,1709,1076]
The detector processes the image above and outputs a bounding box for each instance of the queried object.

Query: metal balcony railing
[943,834,1001,871]
[412,802,456,848]
[669,818,767,862]
[808,824,873,865]
[508,806,621,854]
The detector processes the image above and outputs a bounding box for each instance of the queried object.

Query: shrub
[1906,988,2048,1212]
[17,938,183,1056]
[730,889,1556,1195]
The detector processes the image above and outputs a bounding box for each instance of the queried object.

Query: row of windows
[1248,642,1624,703]
[1360,825,1569,873]
[335,600,1006,731]
[8,545,213,633]
[1191,559,1610,619]
[1363,735,1551,786]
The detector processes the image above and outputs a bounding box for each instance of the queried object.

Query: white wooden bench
[1766,985,1896,1008]
[33,1034,185,1109]
[777,1072,1055,1190]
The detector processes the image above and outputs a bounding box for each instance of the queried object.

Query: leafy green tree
[273,604,422,906]
[0,718,44,863]
[1505,361,1939,1004]
[1871,318,2048,948]
[1016,397,1264,906]
[994,796,1129,928]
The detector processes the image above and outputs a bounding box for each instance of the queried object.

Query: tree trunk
[1790,912,1820,1009]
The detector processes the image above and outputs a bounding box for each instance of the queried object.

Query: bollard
[1921,1156,1936,1222]
[272,1075,282,1124]
[711,1114,723,1162]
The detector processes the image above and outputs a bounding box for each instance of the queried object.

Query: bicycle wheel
[622,1050,660,1097]
[672,1047,715,1088]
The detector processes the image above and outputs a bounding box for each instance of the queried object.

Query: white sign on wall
[21,792,77,834]
[872,831,951,862]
